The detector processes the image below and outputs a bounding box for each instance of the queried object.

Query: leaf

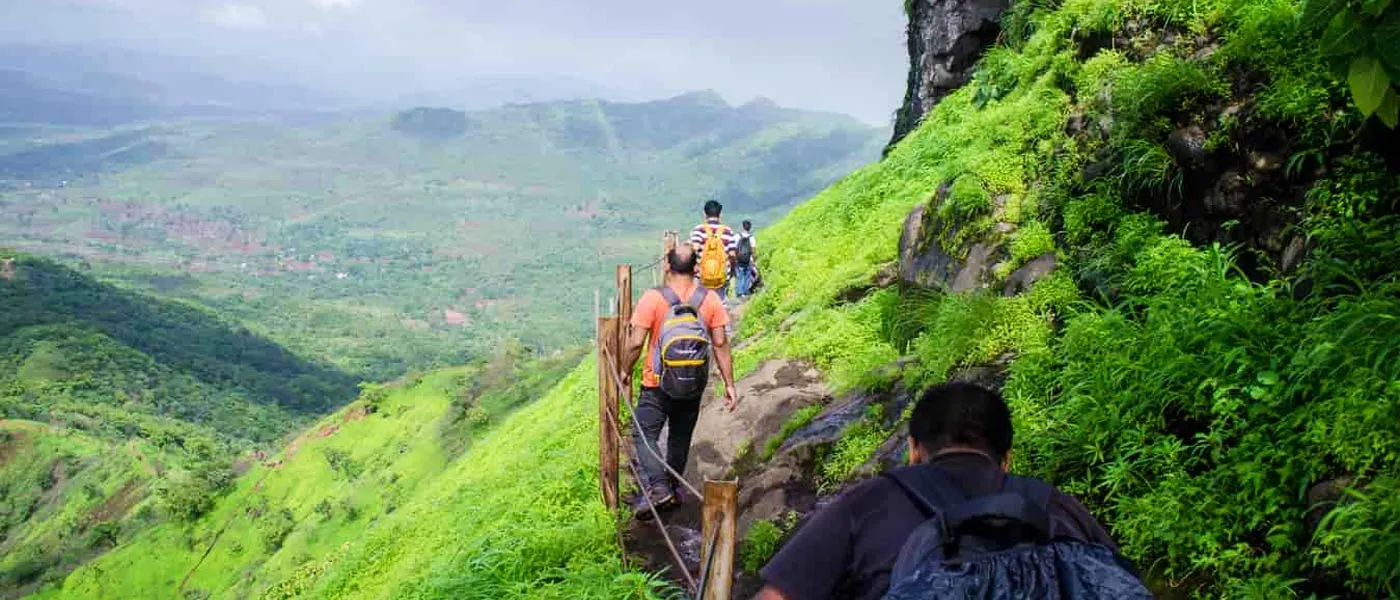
[1320,10,1368,57]
[1374,10,1400,77]
[1362,0,1393,15]
[1349,55,1391,115]
[1377,86,1400,128]
[1258,371,1280,386]
[1302,0,1347,30]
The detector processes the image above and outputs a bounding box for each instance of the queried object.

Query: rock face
[888,0,1012,153]
[897,186,1010,293]
[1003,253,1058,296]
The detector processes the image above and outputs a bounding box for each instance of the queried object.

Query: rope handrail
[601,344,703,500]
[600,343,700,595]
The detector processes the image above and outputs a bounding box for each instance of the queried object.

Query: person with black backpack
[620,245,739,518]
[752,382,1150,600]
[734,220,759,297]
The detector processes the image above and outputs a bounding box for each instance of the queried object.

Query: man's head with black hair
[907,382,1013,466]
[742,219,752,231]
[667,245,698,276]
[704,200,723,219]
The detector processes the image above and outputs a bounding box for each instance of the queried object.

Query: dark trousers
[632,386,701,491]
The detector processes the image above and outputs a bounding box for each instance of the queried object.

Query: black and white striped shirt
[690,218,738,258]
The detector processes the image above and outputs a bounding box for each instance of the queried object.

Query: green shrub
[741,520,785,574]
[155,470,217,522]
[258,508,296,551]
[322,447,362,481]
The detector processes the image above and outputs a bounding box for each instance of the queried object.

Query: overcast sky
[0,0,907,125]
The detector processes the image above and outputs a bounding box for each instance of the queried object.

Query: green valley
[1,92,882,380]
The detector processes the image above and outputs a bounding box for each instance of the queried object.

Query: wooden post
[662,230,679,281]
[616,264,632,347]
[700,479,738,600]
[597,316,621,511]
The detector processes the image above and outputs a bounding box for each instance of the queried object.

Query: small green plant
[819,405,890,491]
[762,404,824,460]
[1009,220,1056,265]
[741,520,786,574]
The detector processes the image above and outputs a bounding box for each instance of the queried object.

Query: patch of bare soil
[87,480,142,524]
[0,429,29,467]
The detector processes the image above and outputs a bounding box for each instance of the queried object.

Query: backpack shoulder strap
[881,466,967,519]
[688,287,708,309]
[657,285,682,307]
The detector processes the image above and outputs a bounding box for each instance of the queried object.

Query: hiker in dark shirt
[752,382,1118,600]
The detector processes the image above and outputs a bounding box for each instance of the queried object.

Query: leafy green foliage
[740,512,801,575]
[1303,0,1400,126]
[741,520,785,575]
[739,0,1400,595]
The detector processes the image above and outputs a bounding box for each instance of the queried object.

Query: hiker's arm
[621,326,648,383]
[710,326,735,391]
[750,587,792,600]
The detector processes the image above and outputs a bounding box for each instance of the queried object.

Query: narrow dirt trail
[623,297,841,595]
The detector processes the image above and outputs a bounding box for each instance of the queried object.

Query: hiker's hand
[724,386,738,411]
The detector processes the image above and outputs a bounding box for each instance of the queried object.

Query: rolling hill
[1,250,357,597]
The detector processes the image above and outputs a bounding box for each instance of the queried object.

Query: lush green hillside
[1,251,357,442]
[736,0,1400,596]
[0,92,883,381]
[1,250,360,596]
[30,355,668,600]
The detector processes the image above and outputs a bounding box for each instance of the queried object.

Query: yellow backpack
[699,224,729,288]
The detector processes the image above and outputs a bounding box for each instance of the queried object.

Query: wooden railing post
[700,479,738,600]
[616,264,632,347]
[597,316,620,511]
[661,230,679,283]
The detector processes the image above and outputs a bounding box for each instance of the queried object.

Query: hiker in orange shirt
[620,245,738,518]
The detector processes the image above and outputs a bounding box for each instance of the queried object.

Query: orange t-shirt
[630,281,730,389]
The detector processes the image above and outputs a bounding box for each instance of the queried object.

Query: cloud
[7,0,906,124]
[205,3,268,29]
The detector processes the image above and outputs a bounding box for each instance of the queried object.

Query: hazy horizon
[0,0,907,126]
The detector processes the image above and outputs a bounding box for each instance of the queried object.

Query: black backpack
[881,466,1152,600]
[735,234,754,266]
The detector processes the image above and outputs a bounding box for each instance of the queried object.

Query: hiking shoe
[632,485,676,520]
[671,480,692,506]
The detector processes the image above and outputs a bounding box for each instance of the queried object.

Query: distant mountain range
[0,44,684,126]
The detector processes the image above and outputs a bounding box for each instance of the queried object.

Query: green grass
[761,405,823,461]
[0,422,162,594]
[37,359,672,599]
